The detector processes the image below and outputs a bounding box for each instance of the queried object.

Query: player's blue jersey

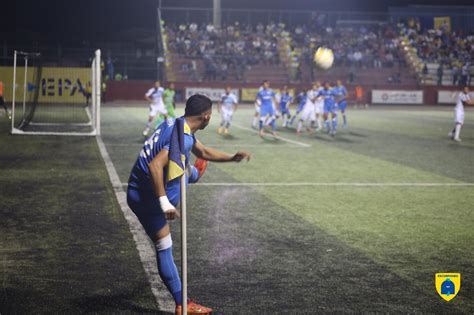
[279,93,293,110]
[296,93,307,112]
[317,88,336,105]
[128,118,196,206]
[333,85,347,102]
[256,88,276,109]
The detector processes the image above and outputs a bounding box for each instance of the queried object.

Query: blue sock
[157,246,182,305]
[271,119,276,131]
[332,118,337,131]
[325,120,330,130]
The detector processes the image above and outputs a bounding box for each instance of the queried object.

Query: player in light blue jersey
[128,95,251,314]
[279,86,293,128]
[318,82,338,136]
[256,80,278,138]
[289,91,307,126]
[334,80,348,128]
[218,86,238,135]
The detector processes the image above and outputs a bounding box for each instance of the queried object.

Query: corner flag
[167,117,187,181]
[167,116,189,315]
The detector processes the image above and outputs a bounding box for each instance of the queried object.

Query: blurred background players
[252,84,263,128]
[279,86,293,128]
[256,80,278,138]
[218,86,238,135]
[297,82,321,134]
[449,86,473,142]
[334,80,348,128]
[289,90,307,126]
[156,82,177,128]
[319,82,338,136]
[143,81,167,137]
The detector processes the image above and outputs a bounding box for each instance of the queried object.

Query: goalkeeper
[156,82,176,127]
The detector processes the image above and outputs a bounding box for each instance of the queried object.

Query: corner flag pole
[180,174,188,315]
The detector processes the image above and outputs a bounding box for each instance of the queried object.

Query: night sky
[6,0,474,41]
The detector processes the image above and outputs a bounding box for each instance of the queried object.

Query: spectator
[460,64,469,86]
[437,64,444,85]
[452,64,460,86]
[422,63,428,83]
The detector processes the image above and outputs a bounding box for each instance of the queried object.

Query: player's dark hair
[184,94,213,117]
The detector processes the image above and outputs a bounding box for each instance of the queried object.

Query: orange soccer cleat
[175,300,213,315]
[194,158,208,178]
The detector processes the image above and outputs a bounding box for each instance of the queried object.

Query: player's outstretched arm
[192,139,251,162]
[148,149,180,220]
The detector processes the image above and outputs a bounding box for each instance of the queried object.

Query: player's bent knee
[155,234,172,251]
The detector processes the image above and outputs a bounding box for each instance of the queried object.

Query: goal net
[10,49,101,136]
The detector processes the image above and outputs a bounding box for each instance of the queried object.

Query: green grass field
[1,104,473,313]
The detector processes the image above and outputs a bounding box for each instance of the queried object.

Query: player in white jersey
[143,81,167,136]
[313,81,324,130]
[218,86,238,135]
[449,86,473,142]
[297,82,322,134]
[252,85,263,128]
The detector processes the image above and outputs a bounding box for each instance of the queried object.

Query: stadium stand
[165,22,288,83]
[400,18,474,86]
[163,21,418,85]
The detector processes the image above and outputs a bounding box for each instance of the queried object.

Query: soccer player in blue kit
[289,91,307,126]
[318,82,338,136]
[279,85,293,128]
[256,80,278,138]
[334,80,348,128]
[127,94,251,315]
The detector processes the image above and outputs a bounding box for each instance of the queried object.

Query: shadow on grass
[72,291,171,314]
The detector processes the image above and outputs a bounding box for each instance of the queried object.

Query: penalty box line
[96,136,175,312]
[122,182,474,187]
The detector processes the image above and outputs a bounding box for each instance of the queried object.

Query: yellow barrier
[0,66,91,103]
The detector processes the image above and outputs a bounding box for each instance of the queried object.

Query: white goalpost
[10,49,101,136]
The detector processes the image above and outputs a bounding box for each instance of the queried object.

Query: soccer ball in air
[313,47,334,70]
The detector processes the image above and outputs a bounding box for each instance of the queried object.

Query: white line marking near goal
[233,123,311,148]
[122,182,474,187]
[96,136,174,312]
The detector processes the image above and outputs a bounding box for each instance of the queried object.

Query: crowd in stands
[401,17,474,86]
[165,18,408,83]
[166,22,284,81]
[164,16,472,85]
[292,23,404,69]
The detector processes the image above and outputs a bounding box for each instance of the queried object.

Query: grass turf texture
[0,117,163,313]
[1,104,473,313]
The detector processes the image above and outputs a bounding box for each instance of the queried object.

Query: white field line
[232,123,311,148]
[122,182,474,187]
[96,136,174,312]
